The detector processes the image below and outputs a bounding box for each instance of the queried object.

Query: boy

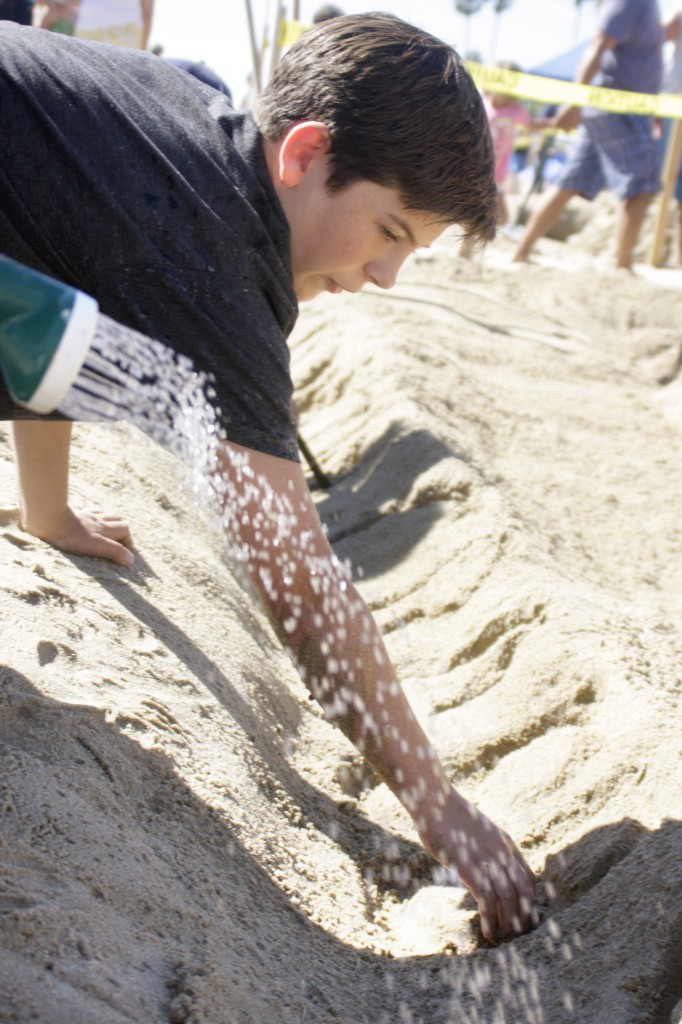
[0,15,535,940]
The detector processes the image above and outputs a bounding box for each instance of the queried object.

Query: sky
[148,0,680,103]
[147,0,603,101]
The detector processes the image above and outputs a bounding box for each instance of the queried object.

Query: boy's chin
[294,282,323,302]
[294,275,342,302]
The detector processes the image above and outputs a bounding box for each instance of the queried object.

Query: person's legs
[512,186,577,262]
[615,191,656,269]
[512,124,601,263]
[590,113,661,269]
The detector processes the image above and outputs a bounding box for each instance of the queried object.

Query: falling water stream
[58,312,391,736]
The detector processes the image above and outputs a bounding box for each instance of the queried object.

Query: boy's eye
[382,226,400,243]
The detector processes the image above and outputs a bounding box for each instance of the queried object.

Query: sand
[1,223,681,1024]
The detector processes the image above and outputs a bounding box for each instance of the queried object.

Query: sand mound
[1,241,681,1023]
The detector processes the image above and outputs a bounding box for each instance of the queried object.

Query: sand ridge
[0,236,681,1023]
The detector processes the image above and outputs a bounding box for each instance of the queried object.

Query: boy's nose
[366,251,406,290]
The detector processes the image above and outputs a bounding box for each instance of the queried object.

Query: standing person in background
[461,63,551,256]
[483,66,552,229]
[33,0,80,34]
[34,0,153,48]
[512,0,663,271]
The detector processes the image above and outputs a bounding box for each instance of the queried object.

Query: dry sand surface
[1,221,682,1023]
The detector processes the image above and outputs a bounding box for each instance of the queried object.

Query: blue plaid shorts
[557,111,661,201]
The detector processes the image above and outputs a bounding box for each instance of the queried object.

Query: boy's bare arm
[11,420,134,565]
[218,440,536,940]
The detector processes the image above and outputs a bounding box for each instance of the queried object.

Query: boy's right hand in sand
[417,786,536,941]
[218,440,537,942]
[11,420,134,566]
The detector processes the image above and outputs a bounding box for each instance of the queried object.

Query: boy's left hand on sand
[22,505,134,566]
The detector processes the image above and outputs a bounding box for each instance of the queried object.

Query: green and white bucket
[0,254,98,414]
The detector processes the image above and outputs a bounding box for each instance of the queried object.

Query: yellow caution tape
[467,61,682,119]
[280,18,307,48]
[275,26,682,119]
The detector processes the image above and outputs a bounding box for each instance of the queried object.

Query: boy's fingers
[493,873,517,938]
[473,851,536,940]
[503,858,536,936]
[476,881,498,941]
[84,509,132,544]
[91,535,135,566]
[69,511,135,565]
[102,522,133,546]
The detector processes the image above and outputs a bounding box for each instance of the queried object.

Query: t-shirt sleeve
[599,0,638,43]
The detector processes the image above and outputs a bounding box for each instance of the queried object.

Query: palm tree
[490,0,513,61]
[454,0,513,61]
[454,0,487,54]
[574,0,595,43]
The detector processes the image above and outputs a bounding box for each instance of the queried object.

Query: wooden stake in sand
[649,117,682,266]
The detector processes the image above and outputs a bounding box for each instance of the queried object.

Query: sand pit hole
[36,639,78,667]
[362,841,435,900]
[544,818,647,906]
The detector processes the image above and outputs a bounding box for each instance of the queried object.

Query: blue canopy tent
[531,41,588,81]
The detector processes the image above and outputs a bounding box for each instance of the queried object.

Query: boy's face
[289,177,447,302]
[264,123,447,302]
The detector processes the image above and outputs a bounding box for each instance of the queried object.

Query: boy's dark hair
[256,13,496,243]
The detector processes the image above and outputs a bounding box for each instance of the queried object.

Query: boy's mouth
[326,278,343,294]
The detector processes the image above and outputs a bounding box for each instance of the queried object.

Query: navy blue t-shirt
[595,0,662,95]
[0,24,299,461]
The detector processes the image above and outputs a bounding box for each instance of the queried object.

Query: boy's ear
[277,121,332,187]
